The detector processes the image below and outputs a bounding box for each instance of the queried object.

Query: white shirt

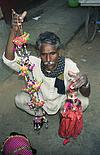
[2,53,80,114]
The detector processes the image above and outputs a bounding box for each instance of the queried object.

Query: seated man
[2,10,90,116]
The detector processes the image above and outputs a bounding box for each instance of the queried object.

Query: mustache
[43,61,55,65]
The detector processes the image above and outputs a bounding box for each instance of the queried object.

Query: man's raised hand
[11,9,27,33]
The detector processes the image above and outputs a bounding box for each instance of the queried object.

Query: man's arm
[5,9,27,60]
[5,28,16,60]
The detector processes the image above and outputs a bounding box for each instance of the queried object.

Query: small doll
[33,115,48,131]
[33,116,44,130]
[13,32,30,46]
[61,81,81,117]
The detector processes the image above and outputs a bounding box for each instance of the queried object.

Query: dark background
[0,0,47,24]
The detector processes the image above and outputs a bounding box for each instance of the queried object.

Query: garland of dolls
[13,32,48,130]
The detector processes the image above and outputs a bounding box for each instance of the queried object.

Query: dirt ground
[0,27,100,155]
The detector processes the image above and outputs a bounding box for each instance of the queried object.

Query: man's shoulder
[65,57,76,64]
[64,57,79,73]
[29,55,41,63]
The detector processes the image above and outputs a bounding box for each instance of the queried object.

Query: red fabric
[58,106,83,144]
[63,139,70,145]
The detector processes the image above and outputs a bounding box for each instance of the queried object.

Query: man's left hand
[70,74,89,89]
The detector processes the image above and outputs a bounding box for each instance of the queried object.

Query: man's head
[36,31,61,71]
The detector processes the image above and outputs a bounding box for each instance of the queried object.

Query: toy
[13,32,30,46]
[59,81,83,144]
[13,32,48,131]
[33,115,48,130]
[61,81,82,117]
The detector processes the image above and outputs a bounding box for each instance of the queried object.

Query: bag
[58,100,83,145]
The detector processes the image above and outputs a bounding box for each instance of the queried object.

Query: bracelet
[83,81,90,88]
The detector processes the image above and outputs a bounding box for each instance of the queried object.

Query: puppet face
[67,91,77,102]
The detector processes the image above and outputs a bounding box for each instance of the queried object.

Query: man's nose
[46,54,51,62]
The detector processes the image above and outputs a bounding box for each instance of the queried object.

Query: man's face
[40,43,59,71]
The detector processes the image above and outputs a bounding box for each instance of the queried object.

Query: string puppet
[59,80,83,145]
[13,32,48,130]
[61,81,82,117]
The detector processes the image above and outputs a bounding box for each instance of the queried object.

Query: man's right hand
[11,9,27,33]
[4,9,27,60]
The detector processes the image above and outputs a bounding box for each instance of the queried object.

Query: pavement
[0,0,89,155]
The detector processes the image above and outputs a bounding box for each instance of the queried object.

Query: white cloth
[2,53,89,115]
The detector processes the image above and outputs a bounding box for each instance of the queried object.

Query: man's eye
[41,53,45,56]
[50,52,56,55]
[41,52,56,56]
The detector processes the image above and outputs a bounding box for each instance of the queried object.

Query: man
[2,10,90,116]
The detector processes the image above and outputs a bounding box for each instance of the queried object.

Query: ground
[0,27,100,155]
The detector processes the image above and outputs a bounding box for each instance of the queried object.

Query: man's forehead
[40,43,58,53]
[40,49,58,54]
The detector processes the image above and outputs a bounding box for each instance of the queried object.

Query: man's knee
[14,92,45,116]
[15,92,30,108]
[77,93,89,112]
[80,96,89,112]
[82,100,89,112]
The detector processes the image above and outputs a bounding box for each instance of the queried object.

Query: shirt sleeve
[2,52,21,72]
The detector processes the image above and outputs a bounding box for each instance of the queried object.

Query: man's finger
[12,9,19,16]
[12,9,16,14]
[20,11,27,20]
[68,70,78,78]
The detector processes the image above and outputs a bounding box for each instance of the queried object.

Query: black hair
[36,31,61,50]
